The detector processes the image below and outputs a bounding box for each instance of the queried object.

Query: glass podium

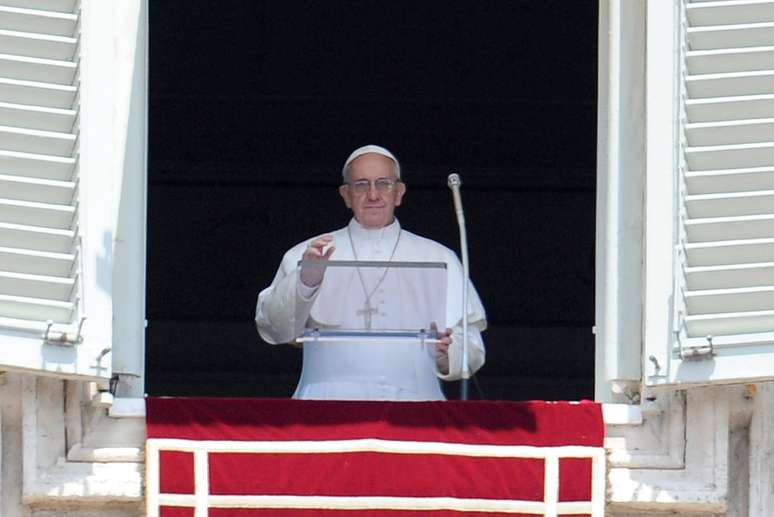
[293,260,447,344]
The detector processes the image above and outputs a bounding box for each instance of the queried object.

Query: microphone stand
[447,173,470,400]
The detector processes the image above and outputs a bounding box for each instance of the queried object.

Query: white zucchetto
[342,144,401,179]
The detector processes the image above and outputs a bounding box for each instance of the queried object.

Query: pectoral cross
[356,300,378,330]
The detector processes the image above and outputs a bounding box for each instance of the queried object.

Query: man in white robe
[255,145,486,400]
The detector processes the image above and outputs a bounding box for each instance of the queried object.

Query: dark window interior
[147,1,598,400]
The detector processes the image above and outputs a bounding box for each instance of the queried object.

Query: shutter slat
[686,118,774,146]
[686,214,774,242]
[686,238,774,267]
[0,222,74,254]
[0,52,76,85]
[686,286,774,315]
[0,28,76,60]
[0,293,72,322]
[0,173,74,204]
[0,245,73,276]
[687,1,774,28]
[685,168,774,194]
[0,124,74,156]
[0,77,75,109]
[686,310,774,336]
[688,22,774,50]
[0,5,77,37]
[686,261,774,289]
[686,189,774,216]
[0,198,74,230]
[686,94,774,122]
[685,141,774,169]
[0,101,75,131]
[0,270,73,300]
[687,46,774,75]
[0,1,77,13]
[0,149,75,180]
[686,71,774,99]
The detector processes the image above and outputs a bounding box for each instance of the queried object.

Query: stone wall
[0,372,143,516]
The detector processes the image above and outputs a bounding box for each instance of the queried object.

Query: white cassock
[255,218,487,401]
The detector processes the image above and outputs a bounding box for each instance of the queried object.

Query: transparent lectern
[293,260,447,344]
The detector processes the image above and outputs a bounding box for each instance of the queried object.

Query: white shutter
[0,0,111,379]
[668,0,774,383]
[0,0,78,324]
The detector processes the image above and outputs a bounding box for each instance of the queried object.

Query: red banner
[146,398,604,516]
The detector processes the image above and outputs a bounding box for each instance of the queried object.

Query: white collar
[347,217,401,243]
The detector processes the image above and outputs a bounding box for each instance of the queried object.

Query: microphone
[447,173,465,226]
[447,173,470,400]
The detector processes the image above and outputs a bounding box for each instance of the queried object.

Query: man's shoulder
[400,228,458,260]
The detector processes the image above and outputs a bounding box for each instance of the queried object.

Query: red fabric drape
[147,398,604,517]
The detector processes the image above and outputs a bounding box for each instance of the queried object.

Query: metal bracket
[43,317,86,346]
[673,310,714,360]
[679,334,714,360]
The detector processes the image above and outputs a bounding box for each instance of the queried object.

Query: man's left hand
[432,324,452,374]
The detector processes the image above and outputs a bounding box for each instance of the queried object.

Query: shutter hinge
[43,317,86,346]
[679,334,715,360]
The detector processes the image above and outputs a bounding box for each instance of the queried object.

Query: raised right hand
[299,235,335,287]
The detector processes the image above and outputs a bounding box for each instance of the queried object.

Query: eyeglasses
[346,178,400,195]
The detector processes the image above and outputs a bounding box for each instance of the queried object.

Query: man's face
[339,153,406,229]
